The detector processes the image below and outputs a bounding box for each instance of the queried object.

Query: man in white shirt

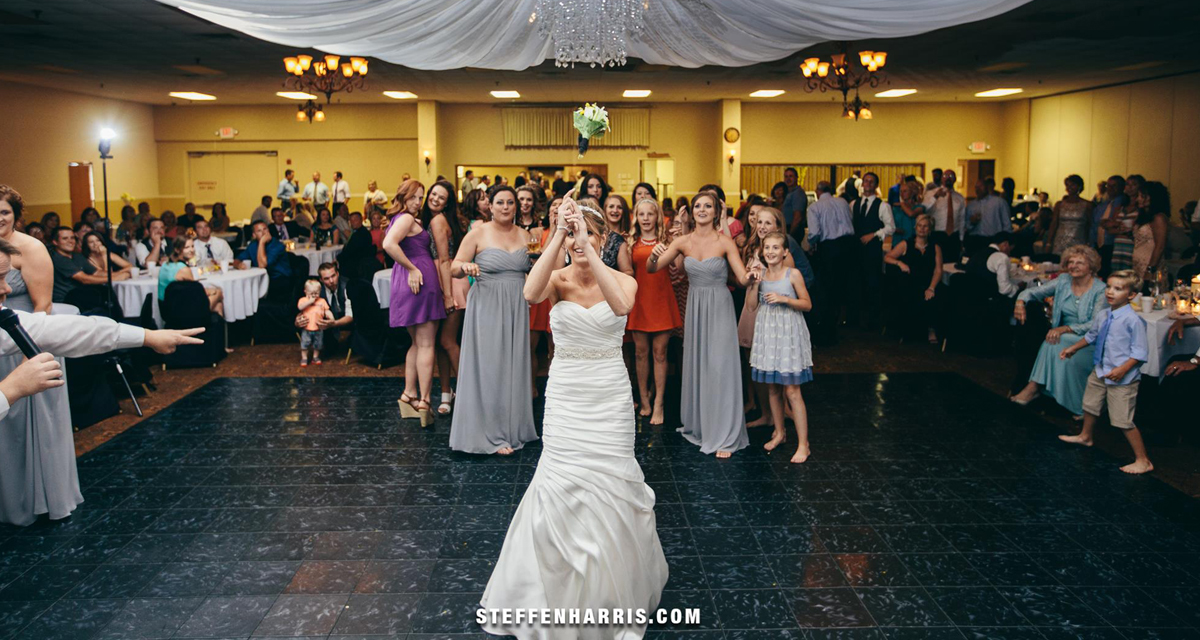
[968,232,1018,299]
[192,219,233,266]
[806,181,856,345]
[134,218,170,268]
[922,169,966,262]
[251,195,272,226]
[849,172,895,328]
[315,262,354,354]
[303,172,330,209]
[331,171,351,209]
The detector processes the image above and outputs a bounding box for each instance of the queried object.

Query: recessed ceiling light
[623,89,651,98]
[383,91,418,99]
[875,89,917,98]
[277,91,318,100]
[975,88,1024,98]
[490,90,521,99]
[168,91,216,101]
[978,62,1028,73]
[749,90,785,98]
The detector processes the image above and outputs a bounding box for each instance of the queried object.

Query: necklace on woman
[638,237,657,246]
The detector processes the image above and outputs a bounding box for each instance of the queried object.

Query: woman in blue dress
[1010,245,1107,417]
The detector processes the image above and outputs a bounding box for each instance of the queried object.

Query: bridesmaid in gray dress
[647,190,756,458]
[449,186,537,455]
[0,185,83,525]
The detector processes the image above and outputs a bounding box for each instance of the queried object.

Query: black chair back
[162,280,210,329]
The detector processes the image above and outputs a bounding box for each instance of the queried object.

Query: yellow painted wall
[153,102,420,219]
[741,101,1020,189]
[436,102,721,199]
[1027,72,1200,207]
[0,83,161,223]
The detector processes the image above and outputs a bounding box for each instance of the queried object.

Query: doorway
[959,158,996,197]
[639,158,675,200]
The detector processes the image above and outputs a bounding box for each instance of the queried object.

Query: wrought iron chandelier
[801,46,888,121]
[531,0,647,68]
[282,54,369,103]
[295,99,324,124]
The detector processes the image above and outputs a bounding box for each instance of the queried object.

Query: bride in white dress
[479,198,668,639]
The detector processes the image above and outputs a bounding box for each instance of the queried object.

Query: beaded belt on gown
[554,345,622,360]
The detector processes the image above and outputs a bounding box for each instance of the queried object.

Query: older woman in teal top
[1010,245,1106,416]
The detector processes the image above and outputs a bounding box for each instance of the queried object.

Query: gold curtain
[502,108,649,149]
[740,164,831,197]
[833,164,925,193]
[741,163,925,197]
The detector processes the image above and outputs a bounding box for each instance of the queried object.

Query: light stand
[97,132,143,417]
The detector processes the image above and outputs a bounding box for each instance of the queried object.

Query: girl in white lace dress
[748,232,814,463]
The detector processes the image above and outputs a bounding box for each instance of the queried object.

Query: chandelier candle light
[533,0,646,68]
[282,53,368,121]
[801,47,888,120]
[574,103,610,157]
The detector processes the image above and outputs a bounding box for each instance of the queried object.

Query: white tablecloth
[1138,308,1200,377]
[292,245,343,275]
[373,269,391,308]
[114,267,270,327]
[941,262,1052,287]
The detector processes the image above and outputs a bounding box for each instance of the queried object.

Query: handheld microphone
[0,307,42,359]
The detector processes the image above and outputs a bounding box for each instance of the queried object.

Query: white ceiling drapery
[155,0,1031,71]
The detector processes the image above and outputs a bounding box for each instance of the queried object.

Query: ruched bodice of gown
[684,255,729,288]
[480,299,668,640]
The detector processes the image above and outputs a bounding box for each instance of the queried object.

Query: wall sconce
[423,150,432,169]
[727,149,736,166]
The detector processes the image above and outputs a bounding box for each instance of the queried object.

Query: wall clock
[723,127,740,143]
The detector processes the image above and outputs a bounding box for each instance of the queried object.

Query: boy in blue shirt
[1059,269,1153,474]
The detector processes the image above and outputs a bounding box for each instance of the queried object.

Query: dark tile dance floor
[3,374,1200,639]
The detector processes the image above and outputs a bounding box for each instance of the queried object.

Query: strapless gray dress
[0,268,83,525]
[449,248,537,454]
[678,257,748,455]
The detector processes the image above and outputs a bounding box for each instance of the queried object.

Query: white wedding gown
[480,299,669,640]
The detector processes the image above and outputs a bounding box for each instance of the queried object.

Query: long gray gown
[449,248,537,454]
[0,268,83,525]
[678,256,749,455]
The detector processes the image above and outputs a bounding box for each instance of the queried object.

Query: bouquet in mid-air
[573,103,609,157]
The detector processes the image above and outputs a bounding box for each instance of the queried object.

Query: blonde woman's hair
[742,206,786,265]
[631,198,670,245]
[1059,244,1101,275]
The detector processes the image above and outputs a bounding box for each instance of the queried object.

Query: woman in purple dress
[384,179,447,421]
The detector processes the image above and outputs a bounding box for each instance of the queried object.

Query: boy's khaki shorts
[1082,372,1138,430]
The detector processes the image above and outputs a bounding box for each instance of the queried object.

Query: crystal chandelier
[532,0,648,68]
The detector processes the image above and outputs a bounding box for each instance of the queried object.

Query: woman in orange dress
[628,197,682,425]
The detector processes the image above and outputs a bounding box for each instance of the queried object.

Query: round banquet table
[114,267,270,327]
[373,269,391,308]
[1137,308,1200,377]
[292,244,343,275]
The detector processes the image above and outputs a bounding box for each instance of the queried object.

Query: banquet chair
[161,280,227,369]
[345,278,406,368]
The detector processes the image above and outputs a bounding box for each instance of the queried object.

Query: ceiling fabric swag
[504,108,649,149]
[153,0,1031,70]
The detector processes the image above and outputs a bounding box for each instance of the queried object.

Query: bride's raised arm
[524,200,571,304]
[568,209,638,316]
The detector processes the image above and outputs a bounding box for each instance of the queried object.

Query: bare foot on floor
[650,405,664,426]
[1120,460,1154,474]
[746,416,772,428]
[764,432,785,452]
[1057,434,1093,447]
[639,402,652,417]
[791,446,810,464]
[496,446,514,456]
[715,450,732,459]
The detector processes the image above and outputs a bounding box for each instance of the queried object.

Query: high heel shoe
[413,399,434,428]
[1009,391,1040,406]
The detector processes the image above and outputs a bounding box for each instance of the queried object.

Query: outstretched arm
[723,235,756,287]
[646,236,683,274]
